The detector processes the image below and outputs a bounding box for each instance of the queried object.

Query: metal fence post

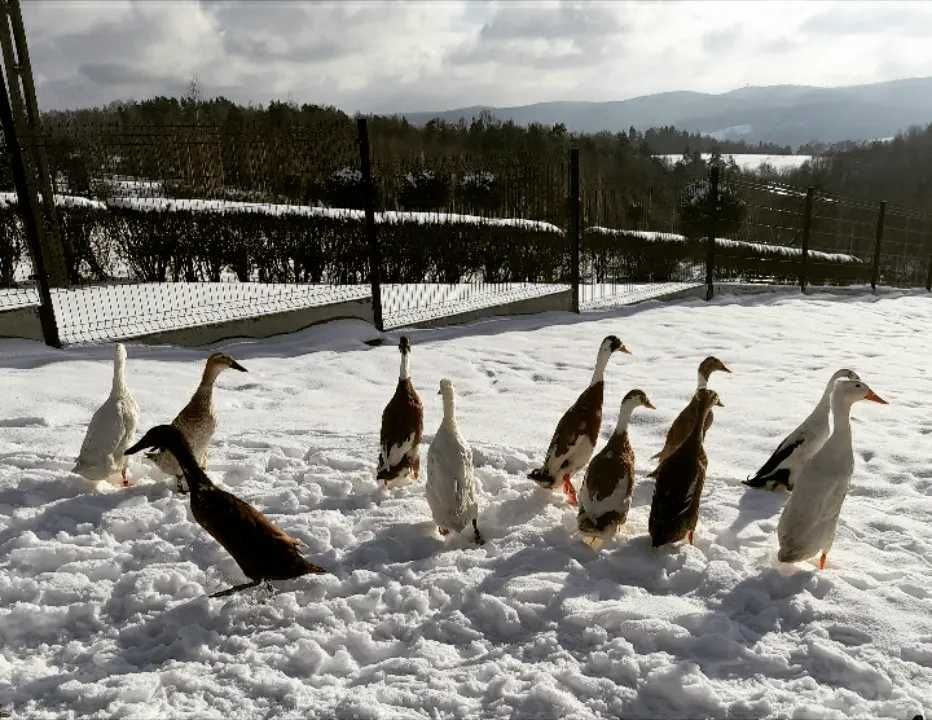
[871,200,886,293]
[357,117,383,331]
[800,186,813,294]
[569,147,580,313]
[926,245,932,292]
[705,165,719,301]
[0,10,61,346]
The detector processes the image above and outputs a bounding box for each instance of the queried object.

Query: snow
[654,154,813,172]
[1,288,929,719]
[0,192,107,211]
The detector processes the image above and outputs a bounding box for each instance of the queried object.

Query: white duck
[74,343,139,485]
[578,389,654,547]
[148,352,247,492]
[529,335,629,506]
[777,378,887,569]
[745,368,860,491]
[426,378,483,544]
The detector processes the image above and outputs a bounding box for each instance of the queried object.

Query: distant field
[655,153,813,172]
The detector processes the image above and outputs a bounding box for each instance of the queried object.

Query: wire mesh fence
[2,120,931,347]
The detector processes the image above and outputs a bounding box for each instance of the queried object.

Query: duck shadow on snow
[718,484,788,548]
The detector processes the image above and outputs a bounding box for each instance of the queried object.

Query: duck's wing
[651,395,698,461]
[379,380,423,475]
[534,383,603,480]
[75,399,124,476]
[744,433,805,488]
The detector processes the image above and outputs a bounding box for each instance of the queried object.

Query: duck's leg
[121,466,130,487]
[176,475,189,494]
[819,552,827,570]
[562,474,578,506]
[438,527,449,536]
[472,518,485,546]
[688,530,695,545]
[210,579,260,598]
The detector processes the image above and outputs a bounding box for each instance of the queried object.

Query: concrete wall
[404,289,574,329]
[131,297,373,347]
[0,305,43,342]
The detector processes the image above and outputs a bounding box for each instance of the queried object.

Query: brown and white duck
[126,425,326,597]
[529,335,630,506]
[377,336,424,486]
[649,356,730,475]
[578,389,654,547]
[648,388,723,547]
[148,352,247,492]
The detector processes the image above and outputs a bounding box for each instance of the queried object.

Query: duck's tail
[528,467,556,488]
[743,468,792,491]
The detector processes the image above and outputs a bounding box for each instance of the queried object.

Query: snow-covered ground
[1,289,930,719]
[654,154,813,172]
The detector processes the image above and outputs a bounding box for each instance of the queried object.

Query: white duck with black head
[377,336,424,487]
[529,335,630,506]
[426,378,483,544]
[73,342,139,486]
[777,378,887,570]
[148,351,247,492]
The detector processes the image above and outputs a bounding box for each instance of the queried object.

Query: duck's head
[696,388,724,409]
[399,336,412,355]
[699,356,731,378]
[207,352,248,373]
[124,424,190,456]
[829,368,860,384]
[622,388,655,410]
[602,335,631,355]
[437,377,454,397]
[833,378,887,406]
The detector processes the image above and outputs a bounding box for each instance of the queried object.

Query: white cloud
[20,0,932,113]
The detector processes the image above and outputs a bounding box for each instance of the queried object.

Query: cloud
[17,0,932,115]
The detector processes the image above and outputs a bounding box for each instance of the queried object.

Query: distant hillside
[402,77,932,148]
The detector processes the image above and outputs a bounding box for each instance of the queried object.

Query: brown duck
[529,335,630,506]
[377,336,424,486]
[578,389,655,544]
[126,425,326,597]
[649,356,729,476]
[648,388,723,548]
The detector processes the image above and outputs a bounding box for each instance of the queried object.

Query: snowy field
[654,154,813,172]
[1,289,930,719]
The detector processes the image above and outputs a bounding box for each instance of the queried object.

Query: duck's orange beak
[865,389,888,404]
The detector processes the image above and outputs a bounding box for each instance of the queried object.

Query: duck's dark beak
[644,399,656,410]
[230,360,248,372]
[715,398,725,408]
[124,438,151,456]
[721,363,732,374]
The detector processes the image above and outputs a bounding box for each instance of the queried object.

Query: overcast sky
[22,1,932,113]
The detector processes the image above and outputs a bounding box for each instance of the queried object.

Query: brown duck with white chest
[377,336,424,486]
[578,389,655,546]
[649,356,729,476]
[529,335,630,506]
[127,425,326,597]
[648,388,723,547]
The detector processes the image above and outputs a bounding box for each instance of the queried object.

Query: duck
[528,335,630,506]
[73,343,139,486]
[377,336,424,486]
[777,379,887,569]
[745,368,860,491]
[426,378,483,544]
[577,389,655,547]
[125,424,326,597]
[148,352,247,492]
[648,388,722,547]
[648,356,730,475]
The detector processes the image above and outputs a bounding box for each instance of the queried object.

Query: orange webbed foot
[562,475,578,507]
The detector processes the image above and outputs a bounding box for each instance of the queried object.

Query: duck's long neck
[168,436,213,491]
[614,402,636,435]
[441,391,457,427]
[696,370,709,390]
[830,399,853,443]
[195,362,222,401]
[111,355,127,397]
[590,348,612,386]
[399,351,410,381]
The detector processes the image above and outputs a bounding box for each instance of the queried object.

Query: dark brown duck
[648,388,723,548]
[377,336,424,485]
[126,425,326,597]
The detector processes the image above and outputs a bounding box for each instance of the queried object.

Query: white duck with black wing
[777,378,887,569]
[426,379,483,544]
[745,368,860,491]
[74,343,139,486]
